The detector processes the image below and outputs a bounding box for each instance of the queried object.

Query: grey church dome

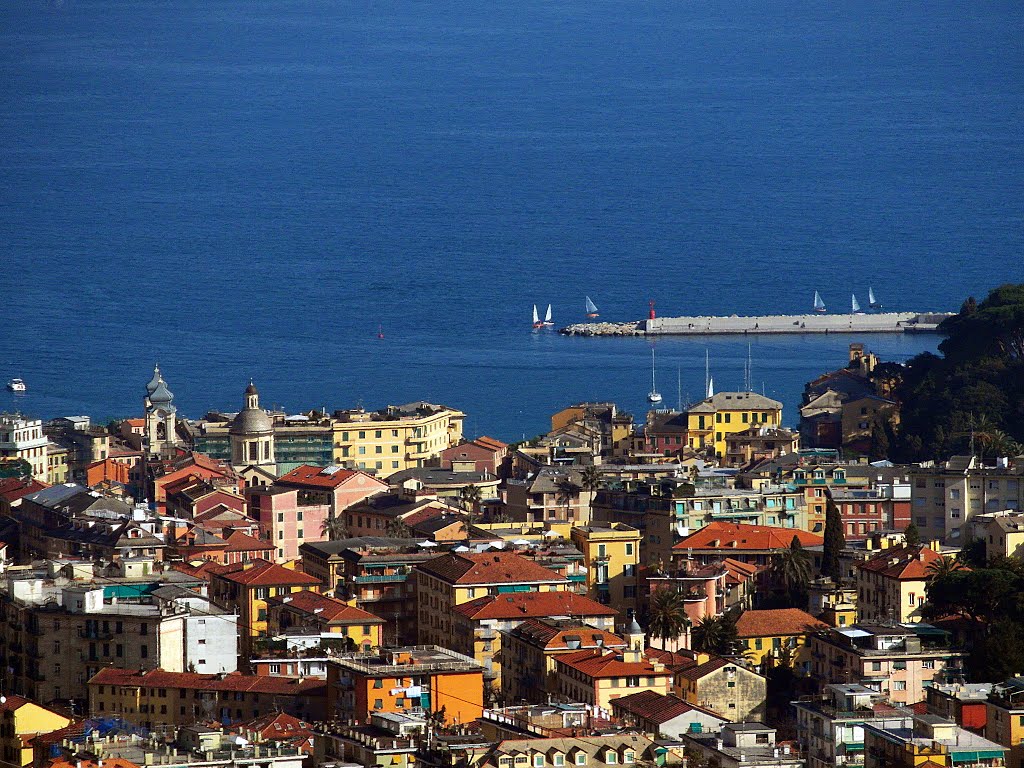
[230,408,273,435]
[149,378,174,406]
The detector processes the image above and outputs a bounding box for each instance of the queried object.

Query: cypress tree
[822,490,845,582]
[904,521,921,546]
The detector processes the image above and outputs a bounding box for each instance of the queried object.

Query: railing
[352,574,407,584]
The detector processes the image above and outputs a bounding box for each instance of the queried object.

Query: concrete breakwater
[561,312,953,337]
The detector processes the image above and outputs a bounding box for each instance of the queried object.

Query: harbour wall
[560,312,953,337]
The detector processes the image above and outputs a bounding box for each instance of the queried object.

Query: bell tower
[144,364,180,456]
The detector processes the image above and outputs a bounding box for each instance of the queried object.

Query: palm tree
[692,615,739,655]
[385,517,411,538]
[556,477,581,521]
[769,535,812,603]
[580,465,602,494]
[647,588,691,648]
[321,514,348,540]
[461,484,483,523]
[926,554,964,582]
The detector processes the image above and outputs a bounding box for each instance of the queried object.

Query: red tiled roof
[0,693,34,711]
[277,465,384,490]
[857,544,946,580]
[673,522,823,551]
[241,711,314,741]
[417,551,567,585]
[209,559,321,587]
[734,608,828,638]
[645,647,701,672]
[722,557,760,582]
[556,649,672,679]
[265,590,383,624]
[89,668,325,695]
[473,436,508,451]
[223,530,275,553]
[511,618,625,650]
[453,591,617,620]
[0,477,48,502]
[48,759,140,768]
[676,656,733,682]
[610,690,723,724]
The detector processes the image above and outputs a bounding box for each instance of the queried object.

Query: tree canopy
[886,284,1024,461]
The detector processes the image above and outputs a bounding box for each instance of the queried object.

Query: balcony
[352,574,407,584]
[77,629,113,640]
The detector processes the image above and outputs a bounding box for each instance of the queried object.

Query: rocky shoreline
[559,321,645,336]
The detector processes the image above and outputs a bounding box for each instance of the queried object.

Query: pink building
[247,465,387,561]
[439,436,510,477]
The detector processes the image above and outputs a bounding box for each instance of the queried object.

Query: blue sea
[1,0,1023,440]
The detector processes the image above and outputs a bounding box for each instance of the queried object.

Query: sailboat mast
[677,365,682,412]
[705,350,709,398]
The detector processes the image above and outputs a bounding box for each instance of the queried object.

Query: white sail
[532,305,540,324]
[707,376,714,398]
[813,291,825,311]
[647,348,662,403]
[544,304,553,323]
[585,296,598,314]
[852,294,861,313]
[868,286,877,305]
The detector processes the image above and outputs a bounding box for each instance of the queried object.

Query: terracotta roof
[209,559,321,587]
[452,591,617,620]
[610,690,723,724]
[89,668,325,695]
[645,647,701,672]
[473,436,508,451]
[0,693,34,711]
[857,544,946,580]
[241,711,314,740]
[673,521,823,551]
[734,608,828,638]
[722,557,760,583]
[265,590,384,624]
[0,477,48,502]
[417,551,567,585]
[276,465,365,489]
[556,649,672,679]
[223,529,275,553]
[510,618,625,650]
[676,656,734,681]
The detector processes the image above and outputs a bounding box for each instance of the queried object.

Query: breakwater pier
[560,312,953,337]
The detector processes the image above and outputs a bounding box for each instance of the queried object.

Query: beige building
[856,542,945,624]
[968,511,1024,560]
[46,442,69,484]
[332,402,464,474]
[909,456,1024,544]
[808,624,965,706]
[986,678,1024,768]
[0,414,49,481]
[570,522,641,611]
[415,551,569,651]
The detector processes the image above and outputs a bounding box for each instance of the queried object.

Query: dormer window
[605,750,618,764]
[624,752,635,765]
[575,753,587,766]
[534,755,545,768]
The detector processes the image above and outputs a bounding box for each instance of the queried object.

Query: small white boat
[542,303,554,327]
[532,304,544,329]
[7,378,26,393]
[585,296,599,318]
[868,286,881,310]
[647,348,662,403]
[851,294,863,314]
[813,291,827,314]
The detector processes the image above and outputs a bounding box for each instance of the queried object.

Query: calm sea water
[1,0,1023,440]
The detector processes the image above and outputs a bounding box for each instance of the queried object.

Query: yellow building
[332,402,464,474]
[570,522,641,613]
[0,695,72,766]
[734,608,827,676]
[415,551,569,650]
[0,414,49,482]
[550,402,634,457]
[45,442,69,485]
[856,543,944,625]
[207,559,322,656]
[686,392,784,459]
[987,679,1024,768]
[265,589,385,651]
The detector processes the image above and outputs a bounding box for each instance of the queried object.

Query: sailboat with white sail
[868,287,881,310]
[542,304,554,327]
[532,305,544,329]
[813,291,827,314]
[647,348,662,403]
[851,294,863,314]
[585,296,599,318]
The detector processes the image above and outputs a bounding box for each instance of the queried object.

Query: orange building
[327,646,483,725]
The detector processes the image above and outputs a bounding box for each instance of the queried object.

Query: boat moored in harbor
[6,378,26,393]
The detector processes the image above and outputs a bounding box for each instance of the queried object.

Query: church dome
[149,378,174,406]
[245,382,259,396]
[230,408,273,435]
[146,365,162,396]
